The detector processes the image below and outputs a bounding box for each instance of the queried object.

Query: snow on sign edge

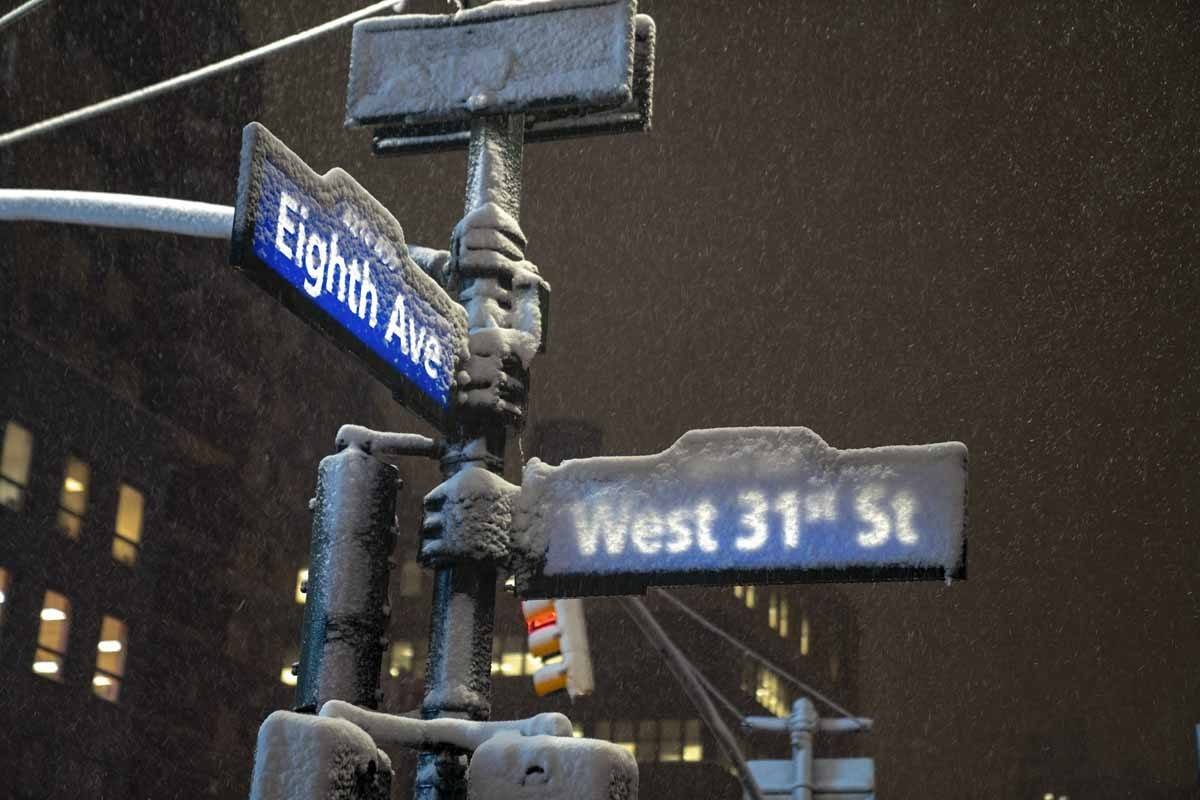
[345,0,637,127]
[511,427,969,590]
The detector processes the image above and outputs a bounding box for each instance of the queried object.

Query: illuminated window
[659,719,682,762]
[682,720,703,762]
[768,592,779,630]
[613,720,636,758]
[280,663,298,686]
[779,598,790,639]
[800,615,811,656]
[34,590,70,680]
[733,585,744,600]
[744,585,756,610]
[0,567,9,628]
[756,668,790,717]
[399,559,422,597]
[0,421,33,511]
[636,720,658,762]
[295,568,309,604]
[389,640,414,677]
[572,722,584,738]
[57,456,90,538]
[112,483,144,565]
[492,635,534,677]
[92,615,128,702]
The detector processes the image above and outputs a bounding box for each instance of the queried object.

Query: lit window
[57,456,90,538]
[0,567,9,628]
[389,640,414,677]
[768,592,779,630]
[280,664,298,686]
[295,568,309,604]
[34,590,70,680]
[112,483,144,565]
[733,585,744,600]
[682,720,703,762]
[779,598,790,639]
[0,421,33,511]
[399,559,422,597]
[744,585,756,610]
[572,722,583,738]
[659,719,682,762]
[800,615,810,656]
[636,721,658,763]
[756,668,790,717]
[613,720,636,759]
[92,615,128,702]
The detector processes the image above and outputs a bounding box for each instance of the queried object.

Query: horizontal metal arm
[0,189,233,238]
[335,424,442,461]
[742,715,874,734]
[319,700,572,752]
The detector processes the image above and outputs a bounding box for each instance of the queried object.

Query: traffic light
[521,598,594,699]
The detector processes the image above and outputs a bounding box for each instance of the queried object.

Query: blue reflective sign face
[231,123,467,430]
[512,427,968,597]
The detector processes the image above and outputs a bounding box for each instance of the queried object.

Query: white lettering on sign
[511,428,969,592]
[569,485,921,560]
[273,192,440,377]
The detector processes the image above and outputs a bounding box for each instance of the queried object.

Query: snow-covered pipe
[0,189,234,239]
[319,700,572,752]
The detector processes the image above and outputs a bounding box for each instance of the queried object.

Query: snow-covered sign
[230,122,468,431]
[511,427,968,597]
[345,0,639,128]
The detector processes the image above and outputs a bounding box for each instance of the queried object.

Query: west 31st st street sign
[511,427,968,597]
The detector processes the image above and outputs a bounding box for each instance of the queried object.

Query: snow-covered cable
[652,588,866,728]
[0,0,50,34]
[619,597,766,800]
[688,661,749,723]
[0,0,405,149]
[0,189,234,239]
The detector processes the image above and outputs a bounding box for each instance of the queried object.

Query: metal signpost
[340,2,654,798]
[228,1,970,798]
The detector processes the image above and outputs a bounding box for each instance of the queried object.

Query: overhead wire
[652,587,868,729]
[0,0,51,34]
[0,0,405,149]
[686,660,749,724]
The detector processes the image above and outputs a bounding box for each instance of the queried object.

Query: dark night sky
[3,0,1198,796]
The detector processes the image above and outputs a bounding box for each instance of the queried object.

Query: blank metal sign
[346,0,637,127]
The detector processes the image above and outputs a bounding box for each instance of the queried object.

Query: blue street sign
[230,123,467,430]
[511,427,968,597]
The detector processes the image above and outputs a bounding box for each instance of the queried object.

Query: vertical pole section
[618,598,765,800]
[788,698,817,800]
[296,442,399,711]
[415,111,525,800]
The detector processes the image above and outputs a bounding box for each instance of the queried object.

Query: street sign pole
[416,105,527,800]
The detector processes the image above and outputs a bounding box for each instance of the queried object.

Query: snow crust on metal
[249,710,391,800]
[467,731,638,800]
[512,427,968,597]
[0,189,233,239]
[346,0,637,127]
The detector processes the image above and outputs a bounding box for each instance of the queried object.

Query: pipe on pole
[0,189,233,239]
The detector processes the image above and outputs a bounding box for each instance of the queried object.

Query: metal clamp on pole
[742,699,876,800]
[295,431,402,712]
